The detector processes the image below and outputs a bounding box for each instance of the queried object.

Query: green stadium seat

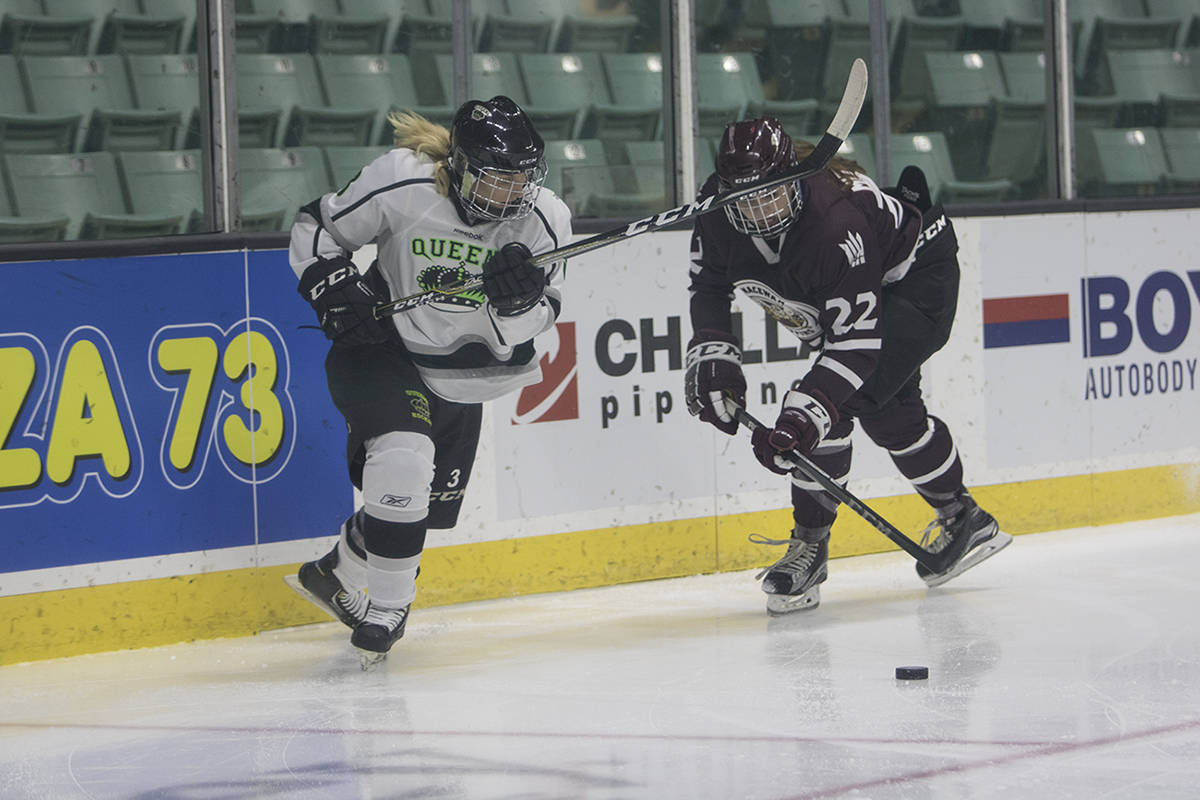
[1073,0,1182,95]
[116,148,206,232]
[312,0,400,54]
[43,0,183,55]
[761,0,839,101]
[0,0,91,55]
[238,146,331,231]
[890,14,965,104]
[432,50,524,104]
[324,144,391,189]
[140,0,197,52]
[0,153,70,242]
[694,52,756,139]
[985,97,1048,195]
[1106,48,1200,127]
[594,52,661,140]
[921,50,1008,180]
[5,151,181,238]
[957,0,1043,51]
[889,131,1015,204]
[518,52,608,140]
[541,137,613,216]
[395,0,483,56]
[554,1,637,53]
[1160,127,1200,191]
[249,0,340,53]
[1076,126,1168,196]
[584,140,664,218]
[126,53,201,148]
[317,53,424,146]
[478,0,556,53]
[24,54,181,151]
[0,52,80,152]
[1145,0,1200,48]
[237,52,374,148]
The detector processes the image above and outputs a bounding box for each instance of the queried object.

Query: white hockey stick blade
[922,530,1014,588]
[374,58,869,319]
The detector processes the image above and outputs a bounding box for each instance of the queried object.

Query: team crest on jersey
[735,280,823,343]
[417,265,486,312]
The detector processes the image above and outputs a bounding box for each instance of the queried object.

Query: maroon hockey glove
[752,389,837,474]
[482,241,545,316]
[298,256,388,345]
[684,329,746,436]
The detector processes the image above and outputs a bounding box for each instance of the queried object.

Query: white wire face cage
[723,179,803,238]
[457,161,548,222]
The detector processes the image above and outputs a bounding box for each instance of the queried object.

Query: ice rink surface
[3,513,1200,800]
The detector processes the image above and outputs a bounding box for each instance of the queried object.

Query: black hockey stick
[374,58,869,319]
[728,401,941,571]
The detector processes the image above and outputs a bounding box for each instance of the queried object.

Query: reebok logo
[379,494,412,507]
[838,231,865,268]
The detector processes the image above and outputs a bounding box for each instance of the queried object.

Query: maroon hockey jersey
[689,169,923,412]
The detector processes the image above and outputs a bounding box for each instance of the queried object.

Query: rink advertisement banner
[0,250,350,586]
[978,210,1200,469]
[488,232,898,521]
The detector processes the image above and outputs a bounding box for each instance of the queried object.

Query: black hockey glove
[684,329,746,436]
[482,242,545,316]
[751,389,837,474]
[297,256,388,345]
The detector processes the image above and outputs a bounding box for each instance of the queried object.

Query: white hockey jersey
[289,147,572,403]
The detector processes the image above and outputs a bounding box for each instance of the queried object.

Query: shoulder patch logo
[838,231,865,268]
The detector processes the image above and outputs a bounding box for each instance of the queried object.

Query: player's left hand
[751,390,837,474]
[482,242,544,316]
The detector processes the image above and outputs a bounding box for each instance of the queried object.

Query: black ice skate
[284,546,368,629]
[750,526,830,614]
[350,602,410,670]
[917,495,1012,588]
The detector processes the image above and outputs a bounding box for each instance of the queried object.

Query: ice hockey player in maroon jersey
[685,117,1011,614]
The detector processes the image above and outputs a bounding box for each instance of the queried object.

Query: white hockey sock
[332,526,369,594]
[366,552,421,609]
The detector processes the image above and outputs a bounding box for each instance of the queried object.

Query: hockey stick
[374,58,869,318]
[728,401,942,571]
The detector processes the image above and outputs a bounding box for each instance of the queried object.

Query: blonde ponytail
[793,139,866,190]
[386,110,454,197]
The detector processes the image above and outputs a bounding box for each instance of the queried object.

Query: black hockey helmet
[448,95,547,223]
[716,117,802,237]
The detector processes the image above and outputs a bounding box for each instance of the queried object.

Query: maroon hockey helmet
[715,117,802,237]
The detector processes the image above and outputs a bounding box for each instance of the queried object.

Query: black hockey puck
[895,665,929,680]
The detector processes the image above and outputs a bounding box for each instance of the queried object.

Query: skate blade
[283,574,341,622]
[923,529,1014,588]
[358,649,388,671]
[765,586,820,615]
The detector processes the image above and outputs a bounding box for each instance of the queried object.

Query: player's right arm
[288,152,396,279]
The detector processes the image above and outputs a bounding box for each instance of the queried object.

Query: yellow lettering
[0,346,41,489]
[156,336,219,471]
[45,339,131,484]
[222,331,283,466]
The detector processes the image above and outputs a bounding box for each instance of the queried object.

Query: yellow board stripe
[3,463,1198,665]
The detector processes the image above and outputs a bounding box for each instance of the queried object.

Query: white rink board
[305,211,1199,555]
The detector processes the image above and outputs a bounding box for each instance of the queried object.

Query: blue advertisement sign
[0,249,350,575]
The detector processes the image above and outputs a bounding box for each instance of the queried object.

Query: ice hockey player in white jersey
[287,96,571,666]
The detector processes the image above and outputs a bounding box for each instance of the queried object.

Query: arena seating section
[0,0,1197,241]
